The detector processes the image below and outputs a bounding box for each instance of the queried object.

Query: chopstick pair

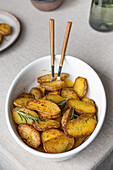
[50,19,72,81]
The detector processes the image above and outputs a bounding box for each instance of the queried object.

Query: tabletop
[0,0,113,170]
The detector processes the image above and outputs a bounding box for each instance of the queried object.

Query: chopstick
[57,21,72,80]
[50,19,55,80]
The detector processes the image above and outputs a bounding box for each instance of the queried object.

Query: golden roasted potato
[43,134,74,153]
[12,107,39,125]
[73,77,88,98]
[37,84,45,95]
[38,111,61,119]
[64,78,74,88]
[18,124,41,148]
[61,108,72,129]
[41,129,64,143]
[73,136,87,148]
[37,73,68,83]
[48,91,59,95]
[67,99,96,114]
[61,89,79,100]
[26,99,61,116]
[55,115,62,123]
[64,117,97,138]
[80,113,97,120]
[0,23,11,35]
[13,97,33,107]
[81,96,95,106]
[40,80,64,91]
[46,94,65,104]
[21,93,35,99]
[30,87,43,99]
[33,119,60,131]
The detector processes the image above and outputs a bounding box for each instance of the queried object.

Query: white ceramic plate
[5,55,106,161]
[0,10,20,52]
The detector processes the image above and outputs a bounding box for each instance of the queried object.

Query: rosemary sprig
[70,109,79,120]
[62,142,69,153]
[16,109,41,124]
[57,98,68,107]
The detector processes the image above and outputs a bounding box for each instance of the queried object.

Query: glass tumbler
[89,0,113,32]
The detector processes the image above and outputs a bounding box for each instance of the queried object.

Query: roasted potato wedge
[46,94,65,104]
[37,73,68,83]
[55,115,62,123]
[38,111,61,119]
[48,91,59,95]
[37,84,45,95]
[61,89,79,100]
[67,99,96,114]
[73,136,87,148]
[13,97,33,107]
[33,119,60,131]
[73,77,88,98]
[0,23,11,35]
[12,107,39,125]
[41,129,64,143]
[64,78,74,88]
[26,99,61,116]
[43,134,74,153]
[40,80,64,91]
[21,93,35,99]
[81,96,95,106]
[61,108,72,129]
[64,117,97,138]
[18,124,41,148]
[30,87,43,99]
[80,113,97,119]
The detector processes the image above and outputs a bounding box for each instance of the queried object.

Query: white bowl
[5,55,106,161]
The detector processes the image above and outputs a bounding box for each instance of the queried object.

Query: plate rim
[0,10,21,52]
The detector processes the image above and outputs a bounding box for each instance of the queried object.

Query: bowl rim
[5,55,107,159]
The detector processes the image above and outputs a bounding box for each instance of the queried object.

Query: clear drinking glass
[89,0,113,32]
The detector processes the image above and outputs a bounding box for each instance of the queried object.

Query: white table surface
[0,0,113,169]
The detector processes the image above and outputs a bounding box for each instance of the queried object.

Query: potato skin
[37,73,68,83]
[81,96,95,106]
[26,99,61,116]
[38,111,61,119]
[40,81,64,91]
[0,23,11,35]
[64,117,97,138]
[61,108,72,129]
[41,129,64,143]
[21,93,35,99]
[61,89,79,100]
[12,107,39,125]
[73,136,87,148]
[33,119,60,131]
[13,97,33,107]
[67,99,96,114]
[18,124,41,148]
[43,134,74,153]
[73,77,88,98]
[0,34,3,43]
[46,94,65,104]
[30,87,43,99]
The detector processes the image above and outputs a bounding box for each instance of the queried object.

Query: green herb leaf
[70,109,75,120]
[62,142,69,153]
[16,110,41,124]
[57,98,68,107]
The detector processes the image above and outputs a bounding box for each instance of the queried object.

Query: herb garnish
[62,142,69,153]
[70,109,79,120]
[57,98,68,107]
[16,106,41,124]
